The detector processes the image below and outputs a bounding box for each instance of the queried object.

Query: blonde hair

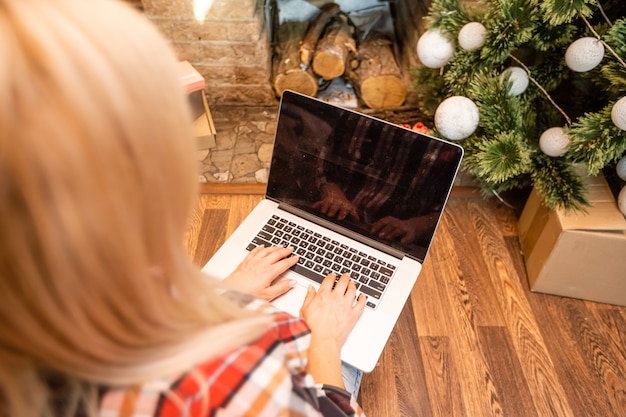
[0,0,269,415]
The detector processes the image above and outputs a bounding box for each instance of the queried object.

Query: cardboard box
[177,61,216,150]
[517,174,626,306]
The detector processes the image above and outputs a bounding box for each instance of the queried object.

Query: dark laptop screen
[267,91,463,262]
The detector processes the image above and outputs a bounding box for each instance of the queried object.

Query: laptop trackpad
[272,277,308,315]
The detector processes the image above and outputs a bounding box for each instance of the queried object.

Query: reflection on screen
[267,91,463,262]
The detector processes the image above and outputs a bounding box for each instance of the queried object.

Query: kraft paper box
[177,61,216,150]
[517,174,626,306]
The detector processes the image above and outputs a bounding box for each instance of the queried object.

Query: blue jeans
[341,361,363,400]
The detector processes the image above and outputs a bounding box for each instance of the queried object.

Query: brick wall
[141,0,276,107]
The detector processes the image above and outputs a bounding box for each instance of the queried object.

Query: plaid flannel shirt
[99,299,366,417]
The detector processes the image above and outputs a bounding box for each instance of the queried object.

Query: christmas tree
[412,0,626,211]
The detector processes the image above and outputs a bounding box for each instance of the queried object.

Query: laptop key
[380,266,394,277]
[250,236,270,248]
[360,285,382,299]
[369,280,386,292]
[291,264,325,284]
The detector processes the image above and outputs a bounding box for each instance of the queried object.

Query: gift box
[177,60,216,150]
[517,173,626,306]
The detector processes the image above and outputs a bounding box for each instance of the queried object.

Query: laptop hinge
[275,201,406,260]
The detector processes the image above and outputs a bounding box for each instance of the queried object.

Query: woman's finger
[319,272,337,292]
[333,273,351,295]
[263,278,297,301]
[265,245,295,260]
[344,277,357,299]
[353,293,367,314]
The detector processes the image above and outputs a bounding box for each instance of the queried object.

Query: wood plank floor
[185,184,626,417]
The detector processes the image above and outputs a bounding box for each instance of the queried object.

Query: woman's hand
[300,273,366,348]
[224,246,299,301]
[299,273,366,387]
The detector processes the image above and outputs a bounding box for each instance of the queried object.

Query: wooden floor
[185,184,626,417]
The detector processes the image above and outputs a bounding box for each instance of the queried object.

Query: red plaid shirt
[99,300,365,417]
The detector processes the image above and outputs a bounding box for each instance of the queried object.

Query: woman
[0,0,366,416]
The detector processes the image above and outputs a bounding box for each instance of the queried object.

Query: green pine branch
[426,0,466,30]
[606,18,626,54]
[443,50,489,97]
[532,28,576,54]
[468,70,532,135]
[409,66,446,117]
[479,0,538,65]
[567,105,626,174]
[531,155,590,211]
[464,131,534,183]
[539,0,595,26]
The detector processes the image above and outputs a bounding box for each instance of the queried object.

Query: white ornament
[434,96,480,140]
[500,66,529,96]
[616,155,626,181]
[565,37,605,72]
[539,127,570,157]
[611,96,626,130]
[458,22,487,51]
[417,29,456,69]
[618,185,626,217]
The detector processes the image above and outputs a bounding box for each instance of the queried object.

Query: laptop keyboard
[246,214,397,309]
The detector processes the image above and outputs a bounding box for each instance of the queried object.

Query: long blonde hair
[0,0,269,415]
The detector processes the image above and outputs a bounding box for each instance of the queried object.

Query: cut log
[347,33,407,109]
[312,15,357,80]
[272,21,318,98]
[299,2,341,67]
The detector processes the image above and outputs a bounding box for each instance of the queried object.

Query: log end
[274,71,319,98]
[360,76,407,109]
[312,51,346,80]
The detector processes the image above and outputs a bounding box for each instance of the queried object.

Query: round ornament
[616,155,626,181]
[618,186,626,217]
[434,96,480,140]
[500,66,529,96]
[611,96,626,131]
[539,127,570,157]
[417,29,456,69]
[458,22,487,51]
[565,37,605,72]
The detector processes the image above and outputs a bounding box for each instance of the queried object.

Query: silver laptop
[202,90,463,371]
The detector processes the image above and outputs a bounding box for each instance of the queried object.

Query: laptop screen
[267,91,463,263]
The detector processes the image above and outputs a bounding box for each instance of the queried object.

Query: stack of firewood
[272,3,407,109]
